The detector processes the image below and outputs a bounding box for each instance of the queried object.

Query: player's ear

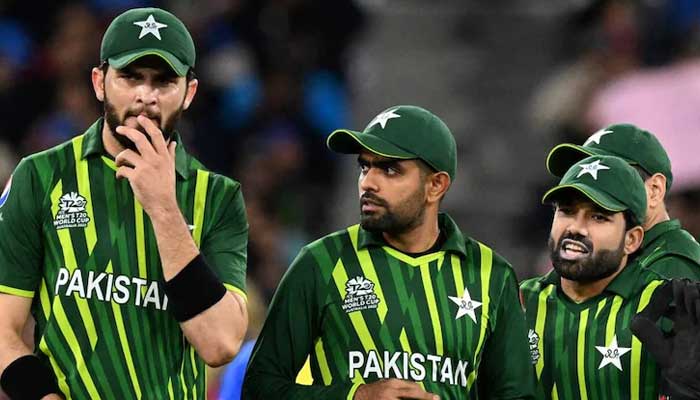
[645,173,666,209]
[183,78,198,110]
[624,225,644,255]
[92,66,105,102]
[426,171,450,204]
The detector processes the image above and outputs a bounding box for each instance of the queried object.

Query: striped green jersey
[244,213,535,400]
[520,263,666,400]
[636,219,700,280]
[0,119,248,399]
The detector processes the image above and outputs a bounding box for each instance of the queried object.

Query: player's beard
[548,232,626,283]
[103,90,184,152]
[360,185,426,235]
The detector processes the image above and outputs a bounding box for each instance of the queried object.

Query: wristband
[1,355,59,400]
[164,254,227,321]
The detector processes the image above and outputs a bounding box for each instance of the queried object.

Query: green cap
[543,155,647,225]
[326,105,457,179]
[100,8,195,76]
[546,124,673,191]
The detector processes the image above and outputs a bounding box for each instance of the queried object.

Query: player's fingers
[397,385,439,400]
[115,125,157,158]
[631,315,672,367]
[115,166,134,180]
[137,115,167,154]
[168,141,176,159]
[683,281,700,325]
[115,149,141,169]
[674,279,689,318]
[639,280,673,322]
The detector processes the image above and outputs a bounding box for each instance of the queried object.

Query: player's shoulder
[303,226,355,256]
[187,156,243,199]
[658,228,700,262]
[296,225,363,268]
[23,136,77,165]
[17,136,80,187]
[463,236,518,279]
[519,276,547,294]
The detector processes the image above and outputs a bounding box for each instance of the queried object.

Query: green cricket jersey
[520,263,665,400]
[244,213,535,400]
[636,219,700,280]
[0,119,248,399]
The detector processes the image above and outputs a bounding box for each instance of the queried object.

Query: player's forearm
[0,330,33,375]
[180,291,248,366]
[148,206,200,280]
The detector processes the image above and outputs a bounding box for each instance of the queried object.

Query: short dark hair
[623,209,640,231]
[631,164,652,182]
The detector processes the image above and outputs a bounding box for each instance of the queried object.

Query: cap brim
[541,183,627,213]
[108,48,189,76]
[326,129,416,159]
[546,143,601,177]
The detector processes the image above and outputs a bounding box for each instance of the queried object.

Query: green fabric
[100,7,195,76]
[0,119,248,398]
[636,219,700,280]
[326,105,458,179]
[542,155,647,225]
[520,263,666,400]
[546,124,673,191]
[244,214,535,399]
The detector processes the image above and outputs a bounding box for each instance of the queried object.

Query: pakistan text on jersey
[348,350,470,387]
[54,267,168,311]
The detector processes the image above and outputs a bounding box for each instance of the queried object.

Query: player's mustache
[360,193,388,208]
[557,232,594,253]
[125,109,161,123]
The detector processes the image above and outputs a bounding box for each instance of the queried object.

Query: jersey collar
[357,212,468,257]
[642,219,682,250]
[80,118,191,179]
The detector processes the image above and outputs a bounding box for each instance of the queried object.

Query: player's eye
[357,162,369,174]
[557,207,574,215]
[592,213,610,222]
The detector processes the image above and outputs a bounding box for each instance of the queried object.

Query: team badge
[528,329,540,364]
[595,335,631,371]
[54,192,91,230]
[133,15,168,40]
[577,159,610,180]
[0,175,12,208]
[342,276,380,313]
[449,287,482,323]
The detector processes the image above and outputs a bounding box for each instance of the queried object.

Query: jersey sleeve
[0,158,44,297]
[243,247,356,400]
[478,267,536,399]
[199,179,248,298]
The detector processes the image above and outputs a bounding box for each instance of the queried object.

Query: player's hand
[114,115,178,217]
[353,379,439,400]
[631,279,700,400]
[40,394,63,400]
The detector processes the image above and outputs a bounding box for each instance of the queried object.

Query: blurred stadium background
[1,0,699,398]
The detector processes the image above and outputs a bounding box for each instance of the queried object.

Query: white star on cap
[449,287,482,323]
[133,15,168,40]
[595,335,631,371]
[577,159,610,180]
[368,109,401,129]
[584,129,613,146]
